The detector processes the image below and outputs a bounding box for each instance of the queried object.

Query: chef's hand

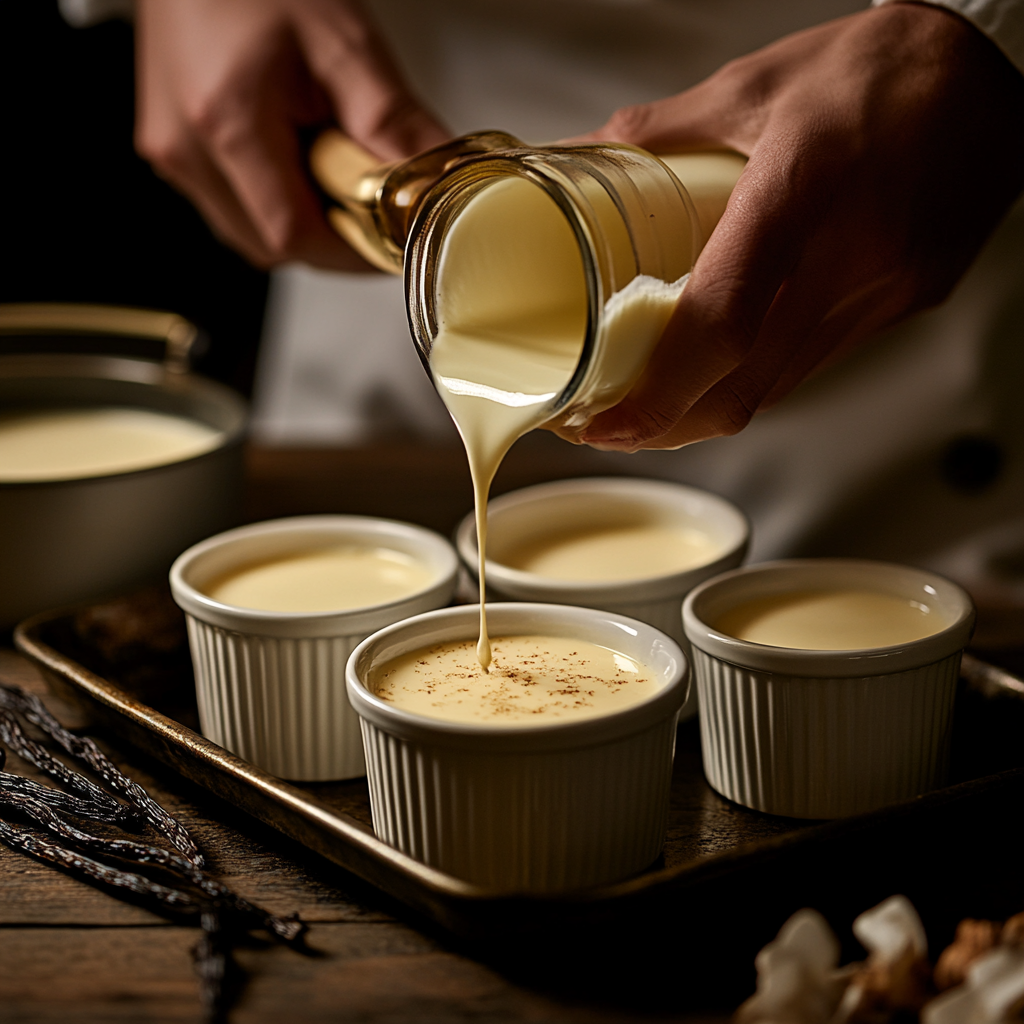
[135,0,449,270]
[568,2,1024,451]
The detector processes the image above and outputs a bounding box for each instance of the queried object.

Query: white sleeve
[872,0,1024,76]
[58,0,133,28]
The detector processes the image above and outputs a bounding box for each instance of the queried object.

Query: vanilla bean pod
[0,685,201,867]
[0,808,253,1023]
[0,709,133,823]
[194,909,235,1024]
[0,681,305,1024]
[0,740,131,824]
[0,784,303,942]
[0,817,199,910]
[0,771,135,824]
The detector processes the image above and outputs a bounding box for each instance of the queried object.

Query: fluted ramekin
[455,477,748,721]
[346,602,688,892]
[682,559,976,819]
[170,515,458,781]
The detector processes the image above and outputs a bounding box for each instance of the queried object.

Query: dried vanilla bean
[0,783,198,871]
[0,739,134,823]
[0,680,306,1021]
[0,709,133,823]
[0,817,198,910]
[0,771,134,824]
[0,783,303,942]
[194,910,235,1024]
[0,685,201,867]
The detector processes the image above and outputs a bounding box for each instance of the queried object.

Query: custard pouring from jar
[310,128,746,434]
[311,130,745,668]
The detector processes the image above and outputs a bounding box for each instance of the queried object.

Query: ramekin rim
[455,476,751,595]
[169,514,459,629]
[345,601,688,744]
[681,557,975,676]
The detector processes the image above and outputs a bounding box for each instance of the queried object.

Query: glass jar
[311,130,745,428]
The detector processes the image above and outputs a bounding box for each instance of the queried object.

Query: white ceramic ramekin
[455,477,748,721]
[682,559,976,820]
[170,515,459,781]
[346,602,688,892]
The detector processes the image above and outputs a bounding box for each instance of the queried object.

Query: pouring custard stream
[428,175,687,669]
[429,177,585,669]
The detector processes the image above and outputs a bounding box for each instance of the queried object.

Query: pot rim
[0,352,248,488]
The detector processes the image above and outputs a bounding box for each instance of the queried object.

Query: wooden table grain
[1,443,733,1024]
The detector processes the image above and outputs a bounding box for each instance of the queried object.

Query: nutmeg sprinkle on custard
[370,634,658,725]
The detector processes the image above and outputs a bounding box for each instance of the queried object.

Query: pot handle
[0,303,199,374]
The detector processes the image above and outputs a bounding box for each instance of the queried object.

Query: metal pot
[0,303,247,627]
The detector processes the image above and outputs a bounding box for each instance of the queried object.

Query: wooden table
[0,443,732,1024]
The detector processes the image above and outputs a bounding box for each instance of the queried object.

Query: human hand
[135,0,450,270]
[566,3,1024,451]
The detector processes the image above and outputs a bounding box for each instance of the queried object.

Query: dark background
[0,0,268,395]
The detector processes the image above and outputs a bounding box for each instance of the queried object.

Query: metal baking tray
[15,590,1024,996]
